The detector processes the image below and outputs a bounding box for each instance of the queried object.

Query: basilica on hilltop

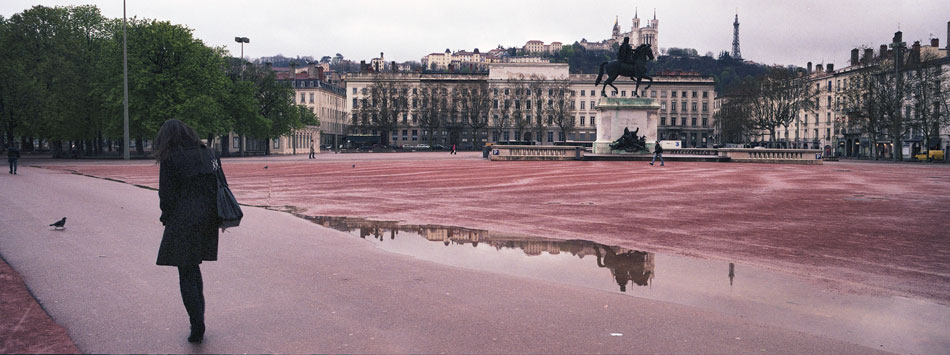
[579,8,659,57]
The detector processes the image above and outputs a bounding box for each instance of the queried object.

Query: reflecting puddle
[299,214,950,354]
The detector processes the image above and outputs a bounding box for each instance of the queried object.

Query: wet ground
[26,152,950,353]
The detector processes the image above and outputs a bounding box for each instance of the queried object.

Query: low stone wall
[666,148,720,156]
[489,145,585,161]
[718,148,823,165]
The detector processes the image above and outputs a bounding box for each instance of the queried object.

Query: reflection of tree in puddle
[303,215,655,291]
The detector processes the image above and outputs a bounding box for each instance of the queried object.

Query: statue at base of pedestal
[609,127,647,152]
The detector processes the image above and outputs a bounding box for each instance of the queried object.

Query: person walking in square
[154,119,221,343]
[309,140,315,159]
[451,144,457,155]
[650,141,664,166]
[7,145,20,174]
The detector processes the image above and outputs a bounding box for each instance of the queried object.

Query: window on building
[670,117,676,126]
[671,102,677,112]
[702,117,708,127]
[661,91,667,98]
[703,91,708,98]
[300,93,306,103]
[661,117,666,125]
[412,130,418,141]
[621,91,626,97]
[681,91,687,97]
[548,131,554,142]
[559,131,565,141]
[503,131,510,141]
[580,101,585,110]
[650,91,656,98]
[309,93,314,103]
[273,138,279,149]
[590,101,594,110]
[692,91,697,98]
[681,102,687,111]
[681,117,686,126]
[691,117,697,126]
[672,91,677,98]
[702,102,708,112]
[352,98,358,107]
[580,90,586,97]
[661,102,667,111]
[233,137,239,149]
[590,90,595,96]
[580,116,585,126]
[691,102,697,111]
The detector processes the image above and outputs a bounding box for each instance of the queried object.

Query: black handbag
[210,151,243,229]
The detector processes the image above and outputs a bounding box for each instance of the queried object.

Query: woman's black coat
[157,145,220,266]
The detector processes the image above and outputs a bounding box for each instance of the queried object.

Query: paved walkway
[0,165,882,353]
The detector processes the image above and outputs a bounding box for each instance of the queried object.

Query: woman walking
[154,119,221,343]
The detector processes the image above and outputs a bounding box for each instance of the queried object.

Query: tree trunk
[893,137,903,161]
[52,140,64,158]
[239,134,245,157]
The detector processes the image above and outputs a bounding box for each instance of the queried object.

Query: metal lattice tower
[732,13,742,59]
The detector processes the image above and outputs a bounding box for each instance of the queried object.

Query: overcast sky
[3,0,948,67]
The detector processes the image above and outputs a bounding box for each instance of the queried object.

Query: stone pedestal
[593,97,660,154]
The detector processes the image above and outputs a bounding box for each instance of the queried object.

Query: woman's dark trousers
[178,265,205,329]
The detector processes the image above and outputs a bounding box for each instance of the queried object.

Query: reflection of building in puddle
[302,215,655,291]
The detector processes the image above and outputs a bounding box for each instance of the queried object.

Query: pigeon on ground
[352,164,355,168]
[50,217,67,229]
[264,165,268,169]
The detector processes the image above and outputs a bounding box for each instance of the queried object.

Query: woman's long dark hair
[153,119,202,163]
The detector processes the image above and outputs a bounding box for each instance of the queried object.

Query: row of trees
[352,74,576,147]
[0,5,314,157]
[715,51,950,160]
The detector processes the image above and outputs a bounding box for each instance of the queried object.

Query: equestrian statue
[594,37,654,97]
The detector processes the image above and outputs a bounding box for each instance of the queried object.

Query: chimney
[317,66,325,81]
[932,38,940,48]
[807,62,812,73]
[880,44,888,59]
[911,41,921,64]
[863,48,874,64]
[360,60,366,73]
[816,63,823,72]
[850,48,859,66]
[826,63,834,72]
[391,61,397,72]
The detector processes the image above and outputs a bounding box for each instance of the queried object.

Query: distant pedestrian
[309,141,315,159]
[451,144,457,155]
[650,141,664,166]
[153,119,222,344]
[7,145,19,174]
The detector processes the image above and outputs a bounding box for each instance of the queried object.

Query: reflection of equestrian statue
[594,37,654,97]
[609,127,647,152]
[594,245,653,292]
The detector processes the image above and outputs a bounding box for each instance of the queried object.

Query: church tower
[632,7,640,30]
[612,16,621,39]
[650,9,658,30]
[732,12,742,59]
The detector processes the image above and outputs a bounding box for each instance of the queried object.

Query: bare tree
[417,81,446,145]
[507,76,532,141]
[714,94,753,145]
[835,67,883,160]
[490,85,513,142]
[546,79,574,143]
[457,80,492,148]
[741,68,819,145]
[907,53,950,156]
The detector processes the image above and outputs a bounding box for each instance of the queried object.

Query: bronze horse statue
[594,43,654,97]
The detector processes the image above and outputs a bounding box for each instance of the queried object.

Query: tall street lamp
[122,0,130,160]
[234,37,249,79]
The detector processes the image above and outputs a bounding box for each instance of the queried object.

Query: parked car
[431,144,446,150]
[415,144,430,149]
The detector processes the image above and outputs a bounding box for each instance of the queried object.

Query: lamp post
[122,0,129,160]
[234,37,249,79]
